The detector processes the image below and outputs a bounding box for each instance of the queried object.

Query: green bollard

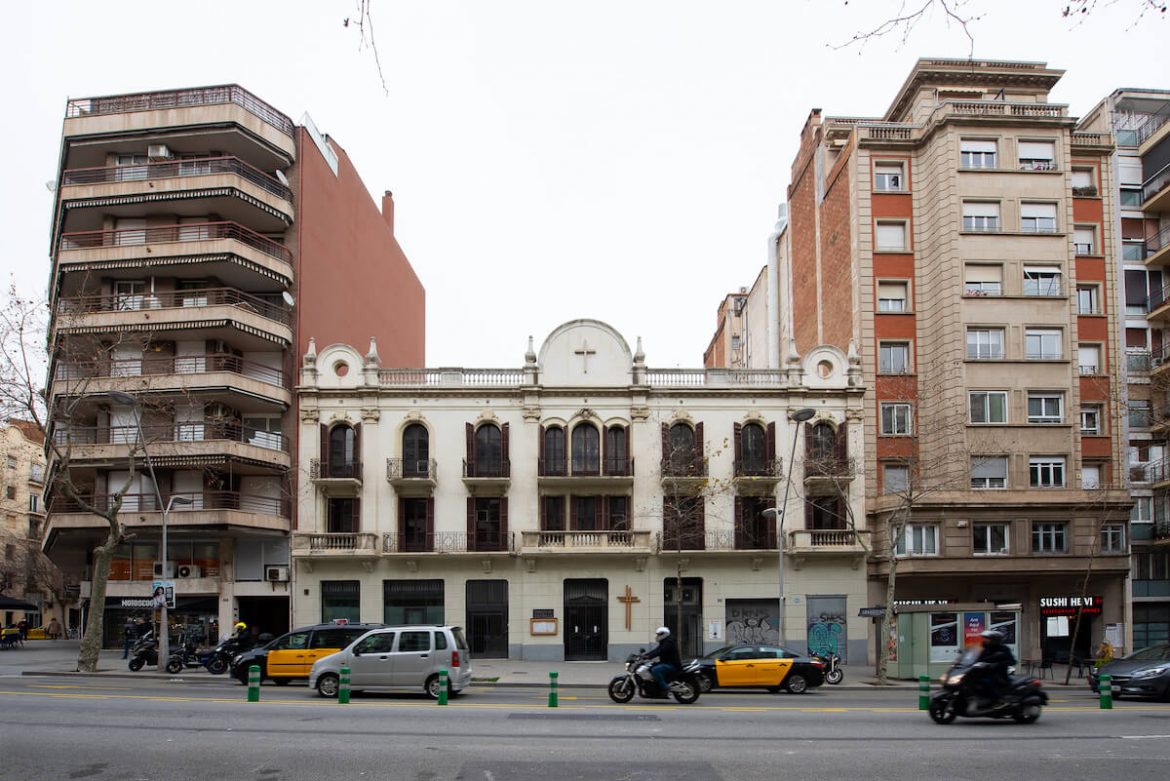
[548,670,559,708]
[918,675,931,710]
[1099,673,1112,710]
[339,665,351,705]
[437,667,448,706]
[247,664,260,703]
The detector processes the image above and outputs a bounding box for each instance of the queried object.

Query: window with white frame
[1025,329,1062,360]
[1027,393,1064,424]
[1078,344,1101,375]
[965,264,1003,296]
[877,281,909,312]
[1080,405,1102,435]
[962,201,1000,232]
[874,162,905,192]
[1071,168,1095,194]
[879,342,911,374]
[1076,284,1100,314]
[1023,266,1062,296]
[973,522,1009,555]
[970,391,1008,424]
[1018,140,1056,171]
[883,462,910,494]
[1032,522,1068,553]
[1029,456,1066,488]
[961,139,997,169]
[1074,227,1095,255]
[967,328,1005,360]
[1020,202,1058,233]
[1131,496,1153,523]
[971,456,1008,489]
[876,221,907,251]
[880,403,913,435]
[895,523,939,556]
[1100,523,1125,553]
[1082,463,1102,489]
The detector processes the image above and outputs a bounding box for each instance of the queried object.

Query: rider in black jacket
[973,629,1016,704]
[644,626,682,692]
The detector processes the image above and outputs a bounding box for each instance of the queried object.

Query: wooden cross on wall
[617,585,640,631]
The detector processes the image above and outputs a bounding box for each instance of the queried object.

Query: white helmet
[655,626,670,638]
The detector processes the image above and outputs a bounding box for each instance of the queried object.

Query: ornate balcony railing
[58,221,292,263]
[66,85,294,137]
[380,531,514,554]
[733,458,782,478]
[538,457,633,477]
[56,353,285,388]
[520,530,653,551]
[386,458,436,481]
[62,156,290,200]
[805,457,857,478]
[57,286,290,326]
[53,421,289,452]
[292,532,379,553]
[49,491,290,517]
[462,460,510,479]
[660,459,708,479]
[310,459,363,480]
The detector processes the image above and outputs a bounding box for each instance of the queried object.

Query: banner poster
[963,612,986,647]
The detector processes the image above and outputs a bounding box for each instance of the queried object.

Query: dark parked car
[691,644,826,694]
[1088,643,1170,700]
[230,621,382,684]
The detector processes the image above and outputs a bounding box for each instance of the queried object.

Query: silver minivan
[309,625,472,699]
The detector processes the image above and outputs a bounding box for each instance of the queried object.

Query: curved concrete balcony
[45,491,290,539]
[56,222,293,291]
[52,422,290,471]
[309,459,363,496]
[461,460,510,493]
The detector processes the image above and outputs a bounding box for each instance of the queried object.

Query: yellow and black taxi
[691,644,826,693]
[230,621,382,684]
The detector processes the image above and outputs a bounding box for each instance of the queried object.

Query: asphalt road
[1,677,1167,781]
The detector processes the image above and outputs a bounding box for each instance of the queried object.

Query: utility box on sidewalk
[888,604,1021,680]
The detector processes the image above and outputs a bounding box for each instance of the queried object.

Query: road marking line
[1121,735,1170,739]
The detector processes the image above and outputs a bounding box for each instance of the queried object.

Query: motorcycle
[127,631,157,672]
[607,652,702,704]
[165,638,228,675]
[928,648,1048,724]
[812,652,844,685]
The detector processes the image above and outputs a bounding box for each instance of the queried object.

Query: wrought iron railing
[734,458,782,478]
[537,457,633,477]
[386,458,436,481]
[62,156,290,200]
[57,286,290,326]
[53,421,289,452]
[66,85,294,136]
[49,491,289,517]
[310,459,363,480]
[660,459,708,479]
[380,531,514,554]
[462,460,510,478]
[805,457,857,478]
[58,221,292,263]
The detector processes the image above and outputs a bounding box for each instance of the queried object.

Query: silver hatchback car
[310,625,472,699]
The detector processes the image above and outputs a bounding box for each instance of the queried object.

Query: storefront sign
[1039,595,1102,616]
[119,599,155,608]
[893,599,951,606]
[858,607,887,618]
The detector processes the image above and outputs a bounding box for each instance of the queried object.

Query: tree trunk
[76,523,118,672]
[876,512,907,685]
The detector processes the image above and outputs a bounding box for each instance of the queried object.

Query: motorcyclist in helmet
[973,629,1015,705]
[643,626,682,694]
[232,621,254,651]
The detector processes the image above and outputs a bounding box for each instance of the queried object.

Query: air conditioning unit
[265,566,289,583]
[147,144,172,160]
[176,564,201,579]
[153,561,175,578]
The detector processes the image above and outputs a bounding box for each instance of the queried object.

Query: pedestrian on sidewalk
[47,617,61,640]
[121,617,136,658]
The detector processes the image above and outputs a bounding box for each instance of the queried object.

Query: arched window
[740,422,767,474]
[475,423,502,474]
[402,424,429,477]
[605,425,628,475]
[572,423,600,475]
[328,424,356,478]
[809,422,837,463]
[669,423,695,474]
[543,425,566,476]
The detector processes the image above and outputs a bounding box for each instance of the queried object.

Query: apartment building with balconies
[768,59,1132,666]
[292,320,867,662]
[42,85,424,647]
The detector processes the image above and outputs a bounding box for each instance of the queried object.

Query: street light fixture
[107,391,191,668]
[763,407,816,650]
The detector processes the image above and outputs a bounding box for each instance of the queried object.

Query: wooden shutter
[500,497,509,550]
[320,423,329,468]
[693,422,705,473]
[397,497,406,550]
[805,422,815,459]
[352,422,362,477]
[733,497,743,549]
[538,425,545,475]
[425,497,435,549]
[569,495,578,530]
[466,497,475,551]
[501,422,510,472]
[733,422,742,466]
[835,423,848,463]
[465,422,475,475]
[351,497,361,532]
[661,423,669,462]
[766,422,776,460]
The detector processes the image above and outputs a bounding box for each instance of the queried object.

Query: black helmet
[981,629,1004,645]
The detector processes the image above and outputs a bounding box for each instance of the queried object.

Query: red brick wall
[819,157,853,350]
[789,140,821,353]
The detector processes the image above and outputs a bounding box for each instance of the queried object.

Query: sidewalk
[3,640,1095,691]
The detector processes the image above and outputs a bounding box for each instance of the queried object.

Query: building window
[971,456,1008,489]
[5,456,15,469]
[967,328,1005,360]
[965,265,1003,296]
[1071,168,1096,195]
[1128,400,1153,429]
[961,139,997,169]
[1120,188,1144,208]
[962,201,1000,232]
[327,424,357,477]
[605,424,629,476]
[1122,240,1147,261]
[571,423,601,475]
[1082,463,1102,489]
[326,498,358,533]
[1125,268,1163,316]
[880,403,913,436]
[5,486,15,500]
[883,463,909,494]
[973,522,1009,555]
[878,342,911,374]
[401,423,430,477]
[1027,393,1064,424]
[876,221,907,251]
[895,523,939,556]
[1023,266,1062,296]
[1025,329,1062,360]
[29,494,39,513]
[1020,202,1058,233]
[1131,496,1153,523]
[383,579,444,625]
[877,281,908,312]
[542,425,566,476]
[321,580,361,623]
[1032,522,1068,553]
[874,162,905,191]
[970,391,1008,424]
[541,496,565,531]
[1029,456,1066,488]
[1073,227,1095,255]
[1080,405,1102,435]
[1018,140,1056,171]
[1077,284,1100,314]
[475,423,504,475]
[1078,344,1102,375]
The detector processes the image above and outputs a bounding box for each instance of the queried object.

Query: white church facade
[293,319,869,662]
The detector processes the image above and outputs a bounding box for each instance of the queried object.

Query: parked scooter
[165,638,227,675]
[812,651,844,685]
[928,648,1048,724]
[607,651,702,704]
[127,631,157,672]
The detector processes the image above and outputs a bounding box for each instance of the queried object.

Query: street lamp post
[764,407,816,650]
[108,391,191,668]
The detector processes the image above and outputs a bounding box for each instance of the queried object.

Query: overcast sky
[1,1,1165,368]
